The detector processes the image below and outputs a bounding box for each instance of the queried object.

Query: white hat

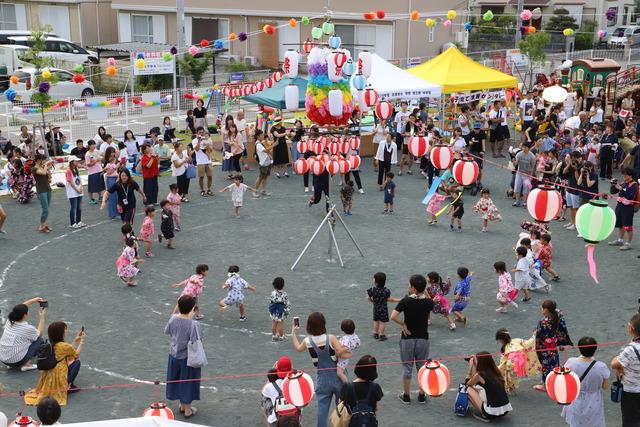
[68,156,82,162]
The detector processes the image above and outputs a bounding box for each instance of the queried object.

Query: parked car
[608,26,640,46]
[0,45,31,91]
[8,36,98,64]
[0,30,57,45]
[9,67,95,102]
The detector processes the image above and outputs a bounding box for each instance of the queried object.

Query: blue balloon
[4,88,16,101]
[328,35,341,49]
[352,73,367,91]
[214,39,224,49]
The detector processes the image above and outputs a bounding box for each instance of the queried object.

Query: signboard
[451,90,505,104]
[132,51,175,76]
[407,57,422,67]
[505,49,529,67]
[230,72,244,83]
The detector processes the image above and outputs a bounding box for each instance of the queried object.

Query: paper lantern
[352,73,367,91]
[328,35,341,49]
[527,185,562,223]
[311,27,323,40]
[563,28,574,36]
[328,142,340,155]
[307,155,316,170]
[303,39,314,54]
[410,10,420,20]
[41,69,52,79]
[363,87,378,107]
[143,402,175,419]
[263,25,276,35]
[319,135,330,147]
[444,20,452,27]
[338,157,351,174]
[319,153,331,163]
[73,74,85,83]
[312,141,325,155]
[322,21,334,35]
[283,50,299,78]
[542,85,568,103]
[328,89,343,117]
[294,158,309,175]
[418,360,451,397]
[349,136,361,151]
[575,198,616,283]
[283,371,315,407]
[311,159,326,176]
[342,59,355,78]
[328,52,348,82]
[409,136,429,157]
[546,367,581,405]
[188,45,199,55]
[9,416,40,426]
[326,159,340,176]
[285,84,299,110]
[375,101,393,120]
[339,140,351,155]
[532,7,542,19]
[9,75,18,85]
[296,141,308,154]
[347,155,361,170]
[107,57,116,66]
[425,18,436,27]
[376,10,386,19]
[520,9,533,20]
[256,81,266,91]
[273,71,283,82]
[429,145,454,170]
[483,10,494,21]
[248,84,257,94]
[358,91,370,113]
[357,51,372,77]
[265,78,274,88]
[452,158,479,186]
[447,10,457,19]
[289,18,298,28]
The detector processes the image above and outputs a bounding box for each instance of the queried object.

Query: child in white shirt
[337,319,360,383]
[512,246,531,302]
[219,174,257,218]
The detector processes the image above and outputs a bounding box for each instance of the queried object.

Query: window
[0,3,17,30]
[191,18,228,46]
[623,7,629,25]
[45,41,60,52]
[132,15,153,43]
[428,27,435,43]
[54,71,73,82]
[335,24,378,58]
[39,5,71,40]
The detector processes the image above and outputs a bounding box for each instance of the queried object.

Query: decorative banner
[132,94,172,107]
[13,99,68,114]
[451,90,505,104]
[73,98,124,108]
[131,51,175,76]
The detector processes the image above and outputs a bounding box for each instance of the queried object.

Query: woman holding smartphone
[0,298,47,371]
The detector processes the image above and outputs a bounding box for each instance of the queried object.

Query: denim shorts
[565,192,581,209]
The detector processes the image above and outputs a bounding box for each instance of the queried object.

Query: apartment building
[111,0,467,67]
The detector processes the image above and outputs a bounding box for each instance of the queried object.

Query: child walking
[426,272,455,330]
[494,261,518,313]
[116,237,143,287]
[519,237,549,292]
[340,180,354,215]
[366,272,401,341]
[450,267,472,325]
[513,246,532,302]
[219,265,256,321]
[269,277,291,341]
[538,233,560,281]
[157,200,175,249]
[172,264,209,320]
[336,319,360,383]
[472,188,502,232]
[447,190,464,232]
[139,206,155,257]
[220,174,258,218]
[426,191,449,225]
[166,184,182,231]
[382,172,395,214]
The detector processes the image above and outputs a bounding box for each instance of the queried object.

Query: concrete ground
[0,157,637,426]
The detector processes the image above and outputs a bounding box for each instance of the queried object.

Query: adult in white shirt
[236,110,248,170]
[488,100,505,157]
[589,99,604,125]
[171,142,191,202]
[498,100,510,156]
[0,298,47,371]
[520,92,536,135]
[564,112,587,131]
[610,313,640,426]
[192,127,213,196]
[393,101,411,145]
[563,91,576,117]
[98,134,118,154]
[93,126,107,148]
[375,132,398,189]
[457,105,471,137]
[450,127,467,154]
[254,129,274,197]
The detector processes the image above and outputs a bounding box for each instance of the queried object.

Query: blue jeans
[69,196,82,225]
[106,176,118,219]
[315,371,342,427]
[68,359,81,384]
[37,191,52,224]
[4,336,44,368]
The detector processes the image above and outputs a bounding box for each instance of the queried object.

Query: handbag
[611,344,640,403]
[186,164,196,180]
[454,383,469,416]
[329,401,351,427]
[187,321,207,368]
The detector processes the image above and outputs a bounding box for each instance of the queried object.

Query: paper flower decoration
[136,52,145,59]
[228,32,237,40]
[463,22,473,31]
[528,26,537,34]
[302,16,310,25]
[376,10,386,19]
[135,58,145,69]
[106,65,117,76]
[447,10,457,19]
[170,46,178,55]
[9,75,18,85]
[311,27,323,39]
[5,88,17,101]
[263,24,276,35]
[72,74,85,83]
[363,12,376,20]
[38,82,50,93]
[188,45,199,55]
[483,10,494,21]
[238,32,248,41]
[41,69,52,79]
[73,64,84,73]
[597,30,607,38]
[444,19,452,27]
[606,8,617,21]
[520,9,533,20]
[425,18,436,27]
[213,39,224,49]
[563,28,575,36]
[289,18,298,27]
[163,52,172,62]
[199,39,209,48]
[410,10,420,20]
[322,21,334,34]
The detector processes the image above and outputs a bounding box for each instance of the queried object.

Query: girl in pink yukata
[139,206,155,257]
[426,193,448,225]
[426,272,456,331]
[166,184,182,231]
[116,237,143,287]
[494,261,518,313]
[472,188,502,232]
[172,264,209,320]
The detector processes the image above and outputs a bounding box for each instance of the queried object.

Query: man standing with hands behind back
[193,127,214,197]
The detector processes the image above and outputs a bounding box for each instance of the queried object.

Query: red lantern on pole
[347,155,361,170]
[303,39,314,54]
[452,158,480,186]
[319,135,330,147]
[418,360,451,397]
[375,101,393,120]
[250,84,259,94]
[326,159,340,176]
[294,158,309,175]
[527,185,563,223]
[256,81,266,91]
[546,367,581,405]
[283,371,315,407]
[430,145,455,170]
[319,153,331,163]
[363,87,379,107]
[143,402,175,419]
[349,136,360,151]
[338,157,351,174]
[311,159,326,176]
[296,141,308,154]
[307,156,316,170]
[242,85,251,96]
[408,136,429,157]
[339,140,351,155]
[10,416,40,426]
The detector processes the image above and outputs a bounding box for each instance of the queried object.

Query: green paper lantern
[482,10,494,21]
[162,52,173,62]
[322,21,334,35]
[575,198,616,244]
[73,64,84,73]
[301,16,310,25]
[311,27,323,40]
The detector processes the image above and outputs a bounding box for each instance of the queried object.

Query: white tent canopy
[63,417,211,427]
[352,53,442,99]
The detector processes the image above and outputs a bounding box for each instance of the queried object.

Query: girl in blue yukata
[450,267,472,326]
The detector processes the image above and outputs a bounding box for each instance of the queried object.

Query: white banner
[132,51,175,76]
[451,90,505,104]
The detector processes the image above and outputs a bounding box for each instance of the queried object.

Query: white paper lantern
[283,50,299,79]
[285,84,299,111]
[358,51,372,78]
[359,91,370,112]
[328,89,343,117]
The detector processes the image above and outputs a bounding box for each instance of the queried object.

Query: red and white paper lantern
[296,141,308,154]
[527,185,563,223]
[546,367,581,405]
[347,155,361,170]
[273,71,283,82]
[283,371,315,407]
[418,360,451,397]
[312,141,325,155]
[143,402,175,419]
[307,156,316,170]
[256,81,266,91]
[311,159,326,176]
[319,135,330,147]
[430,145,455,170]
[375,101,393,120]
[10,416,40,427]
[328,52,348,82]
[283,50,299,79]
[339,140,351,155]
[338,157,351,174]
[285,84,299,111]
[349,136,361,151]
[452,159,480,186]
[222,87,230,96]
[326,159,340,176]
[328,142,340,156]
[303,39,314,54]
[319,153,331,163]
[265,78,274,88]
[362,87,379,107]
[357,51,373,77]
[408,136,429,157]
[294,158,309,175]
[242,85,252,96]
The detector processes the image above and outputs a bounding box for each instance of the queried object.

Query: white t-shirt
[564,115,581,129]
[171,151,189,176]
[590,107,604,124]
[256,142,272,167]
[514,257,531,288]
[192,137,211,165]
[124,139,139,156]
[236,118,247,143]
[65,169,83,198]
[0,320,40,364]
[451,137,467,153]
[499,107,509,126]
[458,114,470,135]
[618,341,640,393]
[394,111,411,132]
[226,183,248,203]
[99,141,118,153]
[261,379,284,424]
[564,92,576,113]
[520,99,536,121]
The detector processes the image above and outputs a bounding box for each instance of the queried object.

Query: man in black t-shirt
[391,274,434,404]
[469,122,486,189]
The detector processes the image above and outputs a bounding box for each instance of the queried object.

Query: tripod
[291,195,364,270]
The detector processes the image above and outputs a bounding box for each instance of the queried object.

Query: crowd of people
[0,80,639,427]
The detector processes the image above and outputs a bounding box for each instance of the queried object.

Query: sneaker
[378,335,387,341]
[89,199,98,205]
[448,225,454,232]
[551,276,560,282]
[272,335,279,342]
[565,224,576,230]
[346,211,352,216]
[158,234,163,243]
[275,172,281,178]
[304,187,309,193]
[252,193,261,198]
[398,393,411,404]
[382,210,388,215]
[239,316,247,322]
[373,333,379,340]
[496,307,507,313]
[472,411,490,423]
[522,202,527,208]
[358,188,365,194]
[279,335,288,341]
[620,242,632,251]
[70,223,78,228]
[456,227,463,233]
[417,393,426,404]
[608,239,624,246]
[577,233,582,239]
[0,229,5,234]
[261,191,272,197]
[20,363,37,372]
[449,323,456,331]
[194,314,204,320]
[512,201,521,207]
[481,227,487,232]
[284,172,290,177]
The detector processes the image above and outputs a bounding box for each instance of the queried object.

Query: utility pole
[176,0,185,89]
[515,0,524,48]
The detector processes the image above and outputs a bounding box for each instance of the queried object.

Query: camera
[39,300,48,308]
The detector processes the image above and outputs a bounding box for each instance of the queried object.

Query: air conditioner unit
[455,31,468,49]
[228,54,241,63]
[244,56,260,66]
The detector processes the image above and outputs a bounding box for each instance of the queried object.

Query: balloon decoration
[135,58,145,69]
[452,158,479,186]
[545,367,581,405]
[14,99,68,114]
[294,158,309,175]
[597,30,607,38]
[363,12,376,20]
[526,186,562,223]
[73,64,84,73]
[73,98,124,108]
[9,75,19,84]
[213,39,224,49]
[38,82,50,94]
[362,87,378,107]
[72,74,86,83]
[430,145,455,170]
[408,136,429,157]
[575,198,616,283]
[9,416,40,426]
[418,360,451,397]
[301,16,310,25]
[283,50,299,78]
[447,10,457,19]
[4,88,17,101]
[563,28,575,36]
[357,51,372,78]
[483,10,494,21]
[347,155,361,170]
[188,45,199,55]
[238,32,248,41]
[285,84,299,111]
[107,57,116,66]
[528,26,537,34]
[200,39,209,48]
[376,10,386,19]
[444,20,452,27]
[132,95,172,107]
[375,101,393,120]
[228,33,238,40]
[162,52,173,62]
[263,24,276,35]
[520,9,533,20]
[143,402,175,419]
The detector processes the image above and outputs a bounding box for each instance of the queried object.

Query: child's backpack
[254,142,261,163]
[36,340,60,371]
[454,383,469,417]
[272,382,301,421]
[347,383,378,427]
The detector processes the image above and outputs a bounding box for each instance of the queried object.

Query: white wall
[38,5,71,40]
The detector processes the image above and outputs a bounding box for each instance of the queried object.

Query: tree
[177,52,212,86]
[545,8,579,32]
[575,19,596,50]
[472,15,517,35]
[519,31,551,89]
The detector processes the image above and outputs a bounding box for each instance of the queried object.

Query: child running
[116,237,143,287]
[219,265,256,321]
[538,233,560,281]
[269,277,290,341]
[472,188,502,232]
[340,180,354,215]
[366,272,401,341]
[166,184,182,231]
[447,190,464,232]
[157,200,175,249]
[336,319,360,383]
[426,272,455,331]
[219,174,258,218]
[520,237,549,293]
[494,261,518,313]
[513,246,532,302]
[139,206,155,257]
[382,172,395,214]
[450,267,472,325]
[172,264,209,320]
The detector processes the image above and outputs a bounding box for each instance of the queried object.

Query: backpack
[272,382,300,421]
[348,382,378,427]
[254,142,262,164]
[454,383,469,417]
[632,182,640,213]
[36,340,61,371]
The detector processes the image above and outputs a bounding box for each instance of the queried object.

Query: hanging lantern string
[0,340,628,400]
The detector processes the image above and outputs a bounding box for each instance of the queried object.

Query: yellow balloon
[135,58,145,69]
[447,10,457,19]
[41,69,51,79]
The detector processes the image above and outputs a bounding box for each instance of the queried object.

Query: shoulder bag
[187,321,208,368]
[611,344,640,403]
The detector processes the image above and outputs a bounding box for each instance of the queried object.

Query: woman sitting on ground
[0,298,47,371]
[466,351,513,422]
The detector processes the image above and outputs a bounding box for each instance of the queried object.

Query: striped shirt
[304,334,337,367]
[0,320,40,364]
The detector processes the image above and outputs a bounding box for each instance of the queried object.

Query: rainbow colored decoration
[305,47,354,126]
[73,98,124,108]
[132,95,172,107]
[13,99,68,114]
[183,88,220,100]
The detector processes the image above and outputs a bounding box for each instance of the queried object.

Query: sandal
[184,407,197,419]
[206,190,214,196]
[200,191,206,197]
[533,384,546,392]
[558,216,566,222]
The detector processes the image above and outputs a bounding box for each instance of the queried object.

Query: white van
[0,30,57,45]
[8,36,98,65]
[0,45,31,91]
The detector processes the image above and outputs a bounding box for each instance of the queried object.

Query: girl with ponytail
[534,299,573,392]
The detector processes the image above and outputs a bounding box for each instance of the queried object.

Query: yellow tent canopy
[407,47,518,93]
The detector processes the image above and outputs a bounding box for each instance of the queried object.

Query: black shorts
[490,128,502,142]
[615,205,635,229]
[402,143,409,155]
[501,126,510,140]
[469,152,484,169]
[453,207,464,219]
[161,227,175,239]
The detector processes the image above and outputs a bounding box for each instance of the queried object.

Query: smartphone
[39,301,48,308]
[81,326,85,333]
[293,317,300,328]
